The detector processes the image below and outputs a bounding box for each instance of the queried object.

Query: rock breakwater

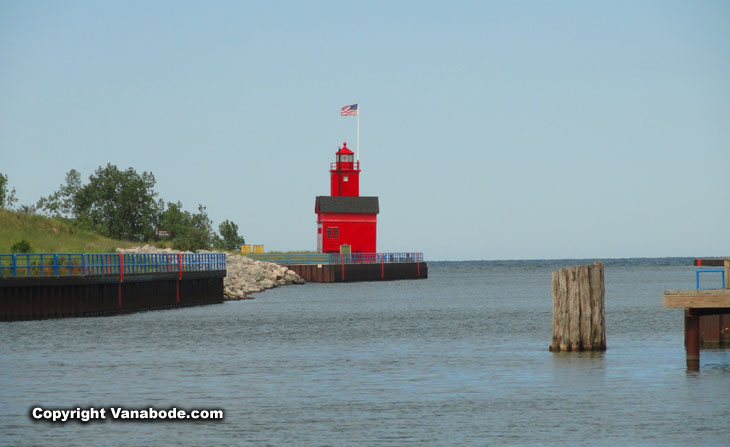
[116,245,304,300]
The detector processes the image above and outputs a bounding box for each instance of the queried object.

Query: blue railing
[246,252,424,265]
[696,269,725,290]
[0,253,226,278]
[245,253,330,265]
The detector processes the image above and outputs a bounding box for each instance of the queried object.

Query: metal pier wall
[285,262,427,283]
[0,271,225,321]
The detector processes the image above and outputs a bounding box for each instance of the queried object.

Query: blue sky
[1,1,728,260]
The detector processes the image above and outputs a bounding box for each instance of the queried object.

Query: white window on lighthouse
[343,175,348,182]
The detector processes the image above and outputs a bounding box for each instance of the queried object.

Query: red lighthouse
[316,142,379,253]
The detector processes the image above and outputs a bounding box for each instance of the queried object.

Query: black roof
[315,196,379,214]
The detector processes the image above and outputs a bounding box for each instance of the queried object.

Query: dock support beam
[685,310,700,371]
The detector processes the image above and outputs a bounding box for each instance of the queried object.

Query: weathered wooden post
[550,261,606,352]
[685,310,700,370]
[720,259,730,346]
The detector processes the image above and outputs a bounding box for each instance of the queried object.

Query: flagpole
[356,105,360,163]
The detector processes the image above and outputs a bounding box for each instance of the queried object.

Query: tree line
[1,165,245,251]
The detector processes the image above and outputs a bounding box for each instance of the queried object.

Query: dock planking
[664,289,730,309]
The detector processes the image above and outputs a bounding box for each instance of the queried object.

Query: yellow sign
[241,245,252,254]
[253,245,264,254]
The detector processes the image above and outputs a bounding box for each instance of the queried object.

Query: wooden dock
[664,259,730,369]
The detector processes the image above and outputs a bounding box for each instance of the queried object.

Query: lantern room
[330,142,361,197]
[316,142,379,254]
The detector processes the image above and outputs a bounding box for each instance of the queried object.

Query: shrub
[11,239,32,253]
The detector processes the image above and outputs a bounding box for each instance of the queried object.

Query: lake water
[1,258,728,446]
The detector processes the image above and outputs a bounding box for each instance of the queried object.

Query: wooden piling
[550,261,606,352]
[685,310,700,370]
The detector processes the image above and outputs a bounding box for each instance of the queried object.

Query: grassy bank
[0,209,137,253]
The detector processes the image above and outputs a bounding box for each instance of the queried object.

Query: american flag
[340,104,358,116]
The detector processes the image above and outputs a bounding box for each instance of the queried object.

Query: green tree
[159,202,216,251]
[0,173,18,209]
[181,205,214,251]
[159,201,189,239]
[72,164,159,241]
[33,165,221,249]
[36,169,81,218]
[217,219,245,250]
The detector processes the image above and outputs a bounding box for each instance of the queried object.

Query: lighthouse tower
[330,142,360,197]
[315,142,379,253]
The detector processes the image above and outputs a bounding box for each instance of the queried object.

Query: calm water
[1,258,728,446]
